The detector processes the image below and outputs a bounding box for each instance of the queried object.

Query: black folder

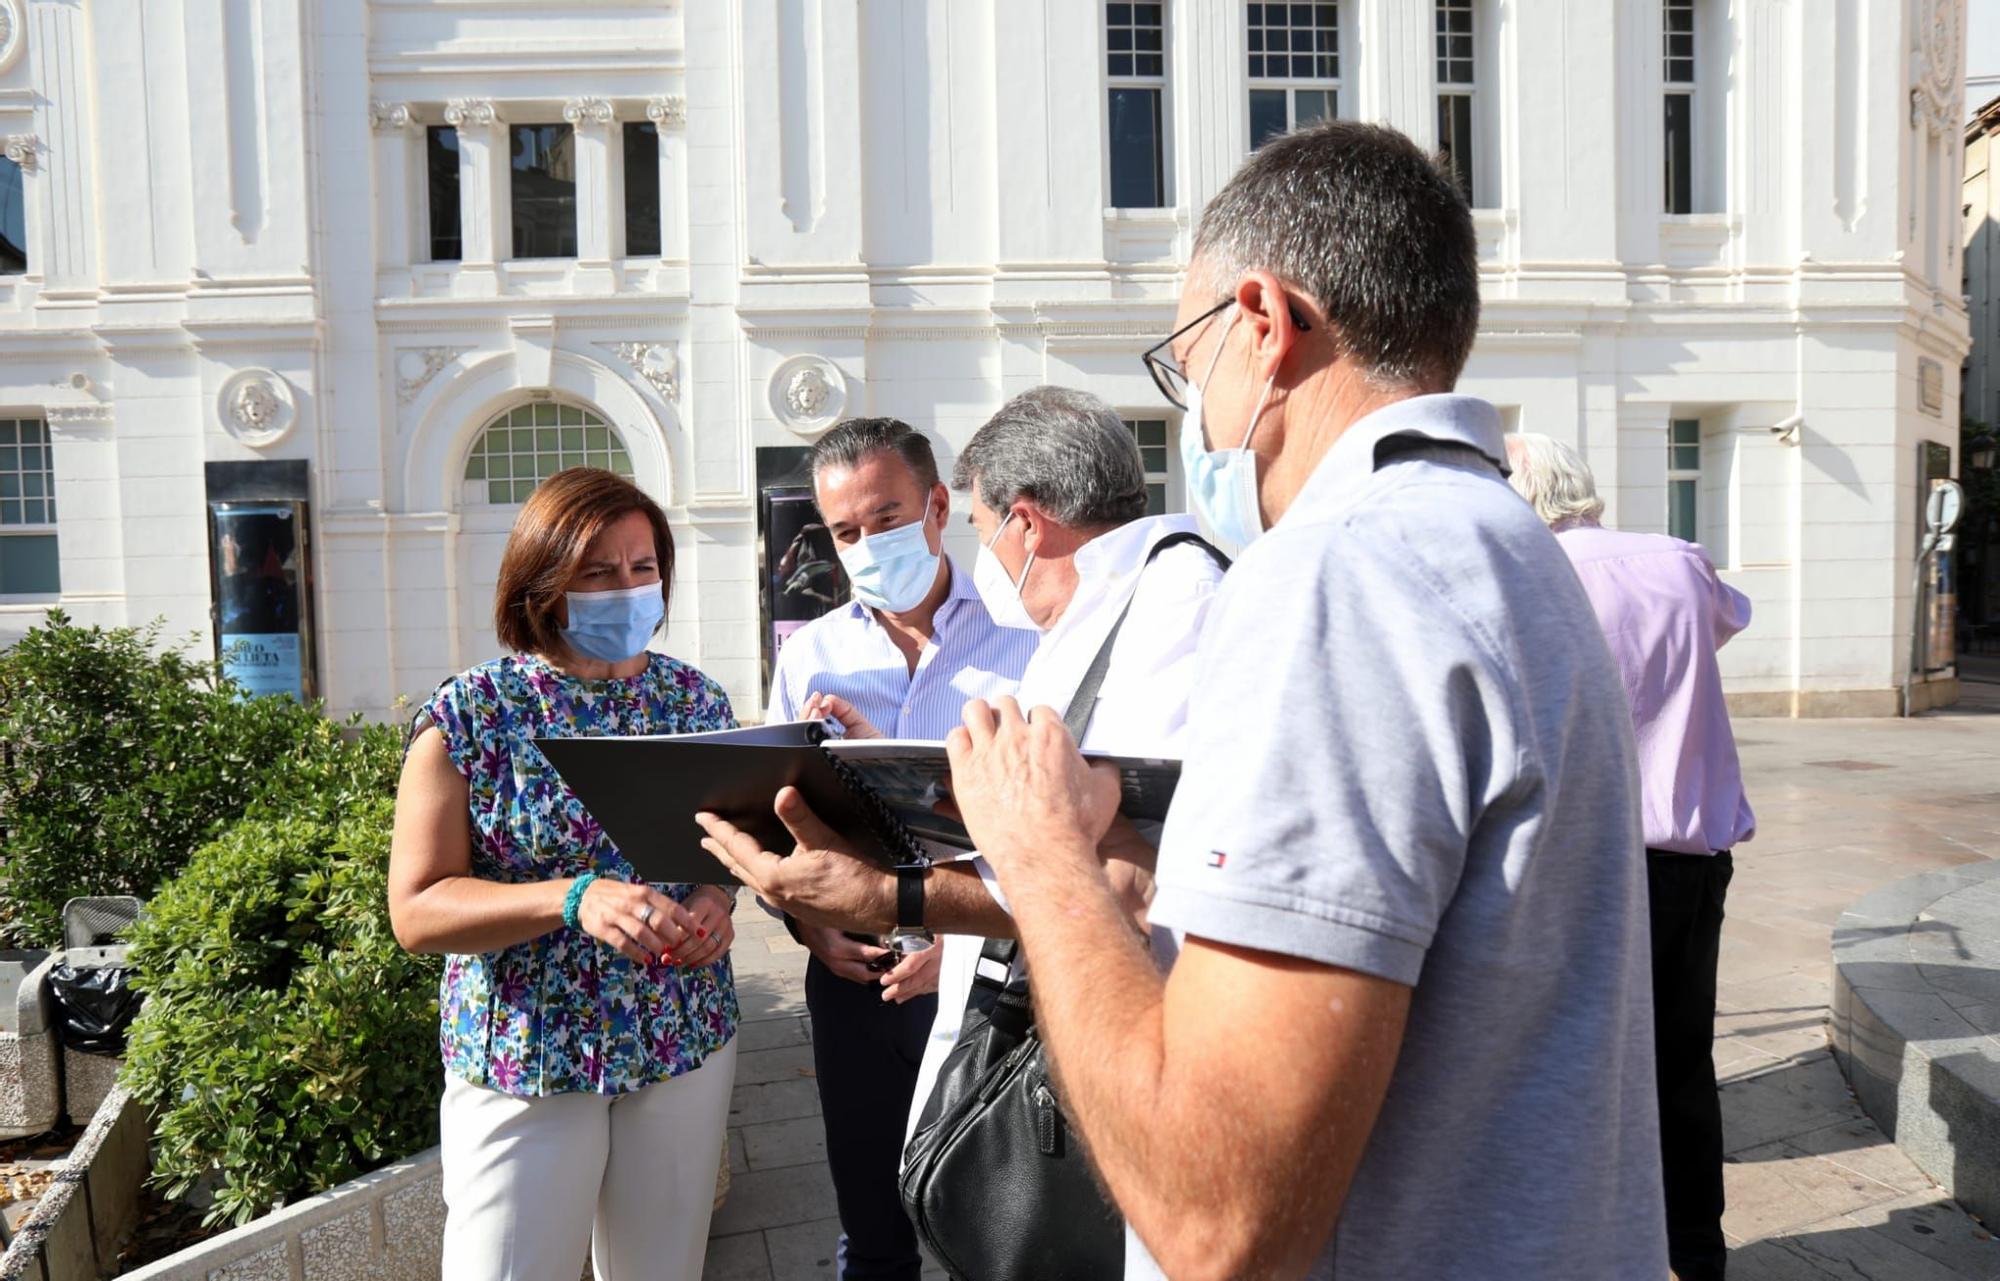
[535,721,1182,887]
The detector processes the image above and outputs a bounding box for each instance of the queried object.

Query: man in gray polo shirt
[943,122,1668,1278]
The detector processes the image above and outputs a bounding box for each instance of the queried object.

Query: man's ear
[1016,500,1044,556]
[1236,269,1302,379]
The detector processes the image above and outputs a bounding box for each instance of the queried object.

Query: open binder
[535,719,1182,886]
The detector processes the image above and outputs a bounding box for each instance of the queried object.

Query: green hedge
[1,611,443,1228]
[122,793,444,1227]
[0,612,392,947]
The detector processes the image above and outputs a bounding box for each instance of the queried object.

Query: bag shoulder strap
[1061,530,1230,743]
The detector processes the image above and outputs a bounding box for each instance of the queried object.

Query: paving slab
[701,713,2000,1278]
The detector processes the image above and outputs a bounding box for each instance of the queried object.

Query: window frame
[1122,413,1184,516]
[0,151,25,277]
[0,416,60,600]
[1662,0,1697,216]
[1667,417,1701,543]
[424,125,463,264]
[1434,0,1476,205]
[462,401,635,508]
[1246,2,1342,153]
[1104,2,1172,211]
[508,122,580,262]
[621,120,662,260]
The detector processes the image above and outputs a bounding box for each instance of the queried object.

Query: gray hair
[1505,433,1605,529]
[1192,120,1481,392]
[809,417,939,491]
[952,386,1148,529]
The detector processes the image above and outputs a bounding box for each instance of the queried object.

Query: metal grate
[61,897,141,951]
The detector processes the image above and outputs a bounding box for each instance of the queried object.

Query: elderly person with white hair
[1507,430,1754,1281]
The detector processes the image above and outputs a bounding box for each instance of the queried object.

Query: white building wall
[0,0,1973,720]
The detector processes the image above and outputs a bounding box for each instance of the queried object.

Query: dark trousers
[805,955,938,1281]
[1647,848,1734,1281]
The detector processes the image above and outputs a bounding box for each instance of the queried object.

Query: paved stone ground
[704,692,2000,1280]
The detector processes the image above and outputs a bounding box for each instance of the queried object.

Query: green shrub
[122,797,443,1227]
[0,611,402,947]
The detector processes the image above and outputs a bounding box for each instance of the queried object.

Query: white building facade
[0,0,1972,719]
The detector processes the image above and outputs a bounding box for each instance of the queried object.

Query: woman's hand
[803,691,885,740]
[671,886,737,968]
[576,878,703,966]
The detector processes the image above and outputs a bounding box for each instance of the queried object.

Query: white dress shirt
[906,513,1226,1140]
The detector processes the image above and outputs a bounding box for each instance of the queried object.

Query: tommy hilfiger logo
[1207,851,1228,869]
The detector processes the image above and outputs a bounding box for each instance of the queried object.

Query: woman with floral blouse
[390,467,739,1280]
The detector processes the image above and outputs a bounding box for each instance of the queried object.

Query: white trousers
[439,1038,738,1281]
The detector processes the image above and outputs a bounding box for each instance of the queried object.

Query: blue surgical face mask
[560,582,665,663]
[1181,307,1276,549]
[972,512,1040,631]
[837,498,941,613]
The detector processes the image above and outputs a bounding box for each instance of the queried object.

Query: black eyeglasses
[1142,297,1313,411]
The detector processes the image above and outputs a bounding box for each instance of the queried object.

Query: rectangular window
[426,126,462,263]
[1106,3,1168,208]
[1663,0,1695,214]
[0,418,58,595]
[623,122,661,258]
[1247,2,1340,150]
[510,124,577,259]
[1124,416,1180,515]
[1435,0,1475,204]
[1668,418,1700,542]
[0,153,24,275]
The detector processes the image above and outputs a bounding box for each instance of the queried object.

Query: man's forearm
[922,862,1018,936]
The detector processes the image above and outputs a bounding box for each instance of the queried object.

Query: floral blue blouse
[424,651,739,1096]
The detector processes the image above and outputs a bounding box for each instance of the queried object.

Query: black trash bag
[48,963,142,1055]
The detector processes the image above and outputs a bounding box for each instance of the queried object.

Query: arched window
[463,401,632,504]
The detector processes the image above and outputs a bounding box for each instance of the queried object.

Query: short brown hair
[492,468,676,655]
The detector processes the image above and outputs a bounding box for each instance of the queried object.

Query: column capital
[4,133,37,172]
[646,95,687,128]
[368,100,419,132]
[444,98,503,131]
[564,96,615,128]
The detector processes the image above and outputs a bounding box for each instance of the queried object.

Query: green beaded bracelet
[563,873,600,931]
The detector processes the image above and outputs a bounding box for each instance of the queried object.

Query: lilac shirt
[1555,523,1755,855]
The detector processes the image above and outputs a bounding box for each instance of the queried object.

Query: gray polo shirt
[1140,395,1667,1279]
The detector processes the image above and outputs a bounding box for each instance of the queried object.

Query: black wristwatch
[895,863,926,931]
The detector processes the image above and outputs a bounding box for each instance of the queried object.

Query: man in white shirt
[767,417,1037,1281]
[938,121,1664,1279]
[695,385,1225,1140]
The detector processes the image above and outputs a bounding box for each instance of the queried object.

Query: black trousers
[1647,848,1734,1281]
[805,955,939,1281]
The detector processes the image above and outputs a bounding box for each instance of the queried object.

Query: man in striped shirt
[766,417,1036,1281]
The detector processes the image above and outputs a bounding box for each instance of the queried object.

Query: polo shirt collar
[1306,393,1506,505]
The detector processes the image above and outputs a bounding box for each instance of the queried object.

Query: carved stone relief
[395,348,468,406]
[564,97,615,127]
[0,1,22,78]
[768,355,847,437]
[647,96,687,128]
[3,134,37,172]
[604,342,681,403]
[368,100,417,132]
[444,99,502,132]
[217,369,296,448]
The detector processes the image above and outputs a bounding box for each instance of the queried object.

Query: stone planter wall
[0,951,60,1141]
[0,1086,150,1281]
[118,1150,444,1281]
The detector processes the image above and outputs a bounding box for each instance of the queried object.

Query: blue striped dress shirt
[766,556,1037,740]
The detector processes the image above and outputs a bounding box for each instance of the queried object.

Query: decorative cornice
[44,403,112,430]
[3,133,37,172]
[563,96,615,126]
[646,95,687,128]
[394,347,469,405]
[444,98,502,131]
[603,341,680,403]
[368,100,418,132]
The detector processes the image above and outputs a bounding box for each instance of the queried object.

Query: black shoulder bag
[897,532,1228,1281]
